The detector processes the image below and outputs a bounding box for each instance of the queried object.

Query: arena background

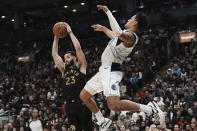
[0,0,197,130]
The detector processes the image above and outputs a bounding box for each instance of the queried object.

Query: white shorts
[84,65,123,97]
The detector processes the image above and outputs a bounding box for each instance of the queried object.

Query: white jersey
[101,30,139,66]
[29,120,43,131]
[84,30,139,97]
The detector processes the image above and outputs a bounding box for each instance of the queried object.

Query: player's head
[125,12,149,32]
[64,51,77,66]
[32,108,39,119]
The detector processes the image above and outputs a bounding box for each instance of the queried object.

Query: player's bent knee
[80,89,91,101]
[83,84,97,96]
[79,89,87,101]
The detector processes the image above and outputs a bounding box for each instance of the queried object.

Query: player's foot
[98,118,112,131]
[147,101,165,124]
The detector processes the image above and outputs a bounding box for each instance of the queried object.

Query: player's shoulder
[123,29,138,37]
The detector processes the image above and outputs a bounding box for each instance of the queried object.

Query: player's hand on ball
[97,5,109,12]
[64,22,72,34]
[91,24,105,32]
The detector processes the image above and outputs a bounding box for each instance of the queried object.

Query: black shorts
[65,100,93,131]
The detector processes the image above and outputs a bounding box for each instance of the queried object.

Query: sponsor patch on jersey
[111,84,117,90]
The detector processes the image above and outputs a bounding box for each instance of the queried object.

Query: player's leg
[80,89,100,114]
[106,96,151,114]
[80,72,105,125]
[104,71,165,124]
[106,95,165,125]
[79,103,93,131]
[65,103,79,130]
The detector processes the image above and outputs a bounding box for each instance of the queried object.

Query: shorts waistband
[111,63,123,71]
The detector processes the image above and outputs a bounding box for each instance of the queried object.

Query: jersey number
[65,76,76,86]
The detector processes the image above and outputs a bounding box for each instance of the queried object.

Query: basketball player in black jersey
[52,23,92,131]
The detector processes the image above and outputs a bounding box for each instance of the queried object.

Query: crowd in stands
[0,22,197,131]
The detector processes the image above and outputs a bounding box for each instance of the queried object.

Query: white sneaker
[147,101,165,124]
[97,118,112,131]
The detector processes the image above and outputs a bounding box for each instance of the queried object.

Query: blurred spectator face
[39,111,42,116]
[20,111,24,117]
[130,120,135,126]
[174,64,178,68]
[32,109,39,119]
[133,125,140,131]
[62,126,66,131]
[64,118,69,124]
[180,117,184,121]
[59,118,63,123]
[145,126,149,131]
[176,110,181,117]
[191,118,197,129]
[46,109,50,114]
[120,125,126,131]
[172,75,177,80]
[131,126,135,131]
[149,124,159,131]
[28,108,32,114]
[194,102,197,109]
[64,53,76,66]
[55,113,58,118]
[191,123,196,129]
[112,121,117,126]
[141,121,145,127]
[165,117,170,124]
[7,123,13,128]
[174,124,180,131]
[17,115,20,120]
[188,108,193,115]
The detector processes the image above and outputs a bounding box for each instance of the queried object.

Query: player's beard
[65,59,74,70]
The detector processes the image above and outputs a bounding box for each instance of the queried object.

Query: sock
[139,104,152,116]
[95,111,105,125]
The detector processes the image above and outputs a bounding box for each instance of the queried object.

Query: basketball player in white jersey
[80,5,165,130]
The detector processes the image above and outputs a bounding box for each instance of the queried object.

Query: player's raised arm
[64,23,87,74]
[97,5,135,47]
[97,5,122,36]
[91,24,116,39]
[52,36,65,73]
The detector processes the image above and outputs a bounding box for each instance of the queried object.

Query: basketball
[53,22,68,38]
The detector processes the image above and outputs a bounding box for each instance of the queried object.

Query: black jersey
[62,65,86,101]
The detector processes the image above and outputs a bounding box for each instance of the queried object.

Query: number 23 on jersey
[65,76,76,86]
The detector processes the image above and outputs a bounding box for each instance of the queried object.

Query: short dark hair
[135,12,149,31]
[65,51,76,57]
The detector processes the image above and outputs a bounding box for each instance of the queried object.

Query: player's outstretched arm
[97,5,135,47]
[64,23,87,74]
[97,5,122,36]
[52,36,65,73]
[91,24,115,39]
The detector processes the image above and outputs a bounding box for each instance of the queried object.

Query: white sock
[95,111,105,125]
[139,104,152,115]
